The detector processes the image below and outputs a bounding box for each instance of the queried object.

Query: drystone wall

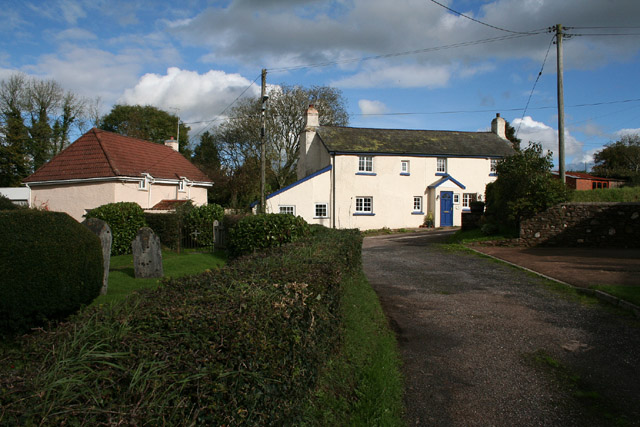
[520,202,640,248]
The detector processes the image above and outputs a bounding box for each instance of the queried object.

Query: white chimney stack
[164,137,179,152]
[491,113,507,139]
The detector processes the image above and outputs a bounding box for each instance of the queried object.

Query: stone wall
[520,202,640,247]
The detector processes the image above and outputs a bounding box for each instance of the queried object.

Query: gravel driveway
[362,231,640,426]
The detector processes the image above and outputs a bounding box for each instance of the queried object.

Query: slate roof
[316,126,515,157]
[24,128,211,184]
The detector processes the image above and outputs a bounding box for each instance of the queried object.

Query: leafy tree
[100,104,192,157]
[505,120,521,150]
[0,73,88,185]
[203,84,348,208]
[485,142,568,231]
[592,134,640,185]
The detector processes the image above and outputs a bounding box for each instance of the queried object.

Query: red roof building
[23,128,212,221]
[552,171,626,190]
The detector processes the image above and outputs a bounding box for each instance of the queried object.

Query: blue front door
[440,191,453,227]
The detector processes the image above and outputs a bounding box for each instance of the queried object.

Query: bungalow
[262,107,514,229]
[23,128,213,221]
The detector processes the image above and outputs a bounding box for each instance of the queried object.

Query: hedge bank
[0,226,363,425]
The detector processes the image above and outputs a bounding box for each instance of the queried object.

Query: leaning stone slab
[132,227,163,279]
[82,217,112,295]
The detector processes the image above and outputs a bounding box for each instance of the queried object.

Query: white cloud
[120,67,261,134]
[54,28,98,41]
[333,63,451,89]
[358,99,388,115]
[512,116,583,162]
[615,128,640,137]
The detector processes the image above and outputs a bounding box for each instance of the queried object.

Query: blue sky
[2,0,640,171]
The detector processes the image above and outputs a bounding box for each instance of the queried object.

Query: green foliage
[100,104,192,158]
[0,210,103,336]
[592,134,640,182]
[228,213,311,258]
[183,203,224,246]
[569,186,640,202]
[85,202,146,255]
[205,85,349,208]
[0,73,88,185]
[0,228,362,425]
[485,142,568,230]
[144,212,181,250]
[0,194,22,210]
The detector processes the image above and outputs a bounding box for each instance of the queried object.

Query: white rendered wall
[29,182,116,222]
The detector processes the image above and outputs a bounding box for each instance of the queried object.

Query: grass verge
[303,271,404,425]
[589,285,640,307]
[569,186,640,202]
[93,249,227,306]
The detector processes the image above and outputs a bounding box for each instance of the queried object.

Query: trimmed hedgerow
[0,227,362,425]
[228,213,310,258]
[0,210,103,336]
[0,194,22,210]
[183,203,224,247]
[85,202,146,255]
[144,212,181,250]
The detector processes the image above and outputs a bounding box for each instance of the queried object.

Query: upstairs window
[139,177,148,190]
[437,157,447,174]
[490,159,498,173]
[178,179,186,192]
[358,156,373,172]
[401,160,410,174]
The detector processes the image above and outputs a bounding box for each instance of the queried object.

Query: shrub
[485,142,568,231]
[0,227,361,425]
[85,202,146,255]
[0,194,22,210]
[0,210,103,336]
[227,213,310,258]
[183,203,224,247]
[144,212,181,250]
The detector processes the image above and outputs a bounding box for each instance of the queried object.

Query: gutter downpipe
[332,153,336,229]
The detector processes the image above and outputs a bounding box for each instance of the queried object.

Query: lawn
[92,249,227,306]
[590,285,640,307]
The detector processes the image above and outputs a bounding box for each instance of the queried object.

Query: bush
[144,212,181,250]
[0,194,22,210]
[85,202,146,255]
[0,227,361,425]
[228,213,310,258]
[485,142,568,231]
[0,210,103,336]
[183,203,224,247]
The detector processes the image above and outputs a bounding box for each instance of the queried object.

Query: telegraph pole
[555,24,566,183]
[260,69,267,213]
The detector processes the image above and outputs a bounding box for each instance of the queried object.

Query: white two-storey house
[263,106,514,229]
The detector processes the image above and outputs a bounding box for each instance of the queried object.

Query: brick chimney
[491,113,507,139]
[164,137,179,152]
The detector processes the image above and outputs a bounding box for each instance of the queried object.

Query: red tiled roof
[552,171,615,181]
[24,128,212,184]
[150,199,192,210]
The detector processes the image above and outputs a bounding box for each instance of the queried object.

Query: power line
[348,98,640,117]
[427,0,546,35]
[516,34,555,138]
[188,74,261,143]
[268,33,542,73]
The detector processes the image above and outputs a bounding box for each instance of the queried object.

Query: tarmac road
[362,231,640,426]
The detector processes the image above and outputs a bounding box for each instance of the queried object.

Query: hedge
[85,202,146,255]
[0,210,103,336]
[0,227,362,425]
[228,213,310,258]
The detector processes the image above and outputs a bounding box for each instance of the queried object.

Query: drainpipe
[332,153,336,229]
